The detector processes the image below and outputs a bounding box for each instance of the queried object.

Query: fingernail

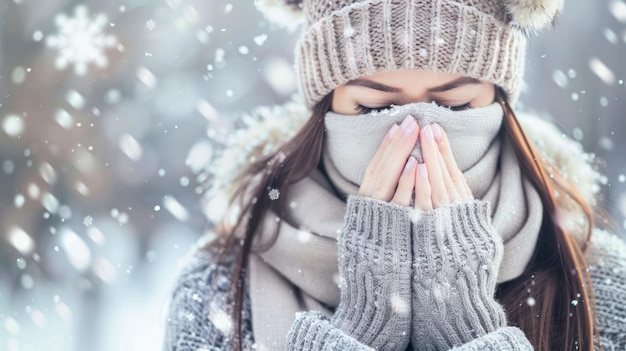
[404,156,416,172]
[401,115,416,135]
[423,124,434,142]
[388,124,399,138]
[432,124,442,141]
[418,163,428,179]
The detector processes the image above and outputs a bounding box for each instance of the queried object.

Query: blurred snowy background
[0,0,624,350]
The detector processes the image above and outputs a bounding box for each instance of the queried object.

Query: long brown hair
[209,88,600,350]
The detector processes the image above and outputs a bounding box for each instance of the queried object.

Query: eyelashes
[355,102,472,114]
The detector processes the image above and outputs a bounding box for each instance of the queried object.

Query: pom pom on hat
[504,0,564,34]
[254,0,305,30]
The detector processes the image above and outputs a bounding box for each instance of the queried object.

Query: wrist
[411,199,502,281]
[329,195,412,350]
[410,199,508,347]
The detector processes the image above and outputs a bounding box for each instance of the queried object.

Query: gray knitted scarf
[248,102,543,350]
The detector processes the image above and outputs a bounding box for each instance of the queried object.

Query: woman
[164,0,626,350]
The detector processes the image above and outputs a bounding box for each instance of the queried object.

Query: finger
[369,116,420,200]
[435,145,461,203]
[432,123,473,201]
[359,124,400,197]
[392,156,417,206]
[414,163,433,211]
[462,181,474,200]
[421,124,448,208]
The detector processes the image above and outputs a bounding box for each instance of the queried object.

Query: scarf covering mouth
[323,102,504,194]
[248,101,543,350]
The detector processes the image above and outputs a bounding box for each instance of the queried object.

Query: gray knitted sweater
[163,195,626,350]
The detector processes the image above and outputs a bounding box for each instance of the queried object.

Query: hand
[409,126,506,349]
[413,123,473,210]
[358,115,420,204]
[359,117,473,210]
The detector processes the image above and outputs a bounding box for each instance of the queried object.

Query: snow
[572,127,584,141]
[105,89,122,104]
[2,114,25,137]
[119,134,143,161]
[87,226,106,246]
[3,317,20,335]
[66,90,86,110]
[54,109,74,129]
[197,100,219,121]
[29,310,47,328]
[552,69,569,88]
[254,34,268,46]
[589,57,615,85]
[33,30,44,42]
[179,176,190,186]
[16,258,27,270]
[46,5,118,75]
[268,188,280,200]
[75,181,90,196]
[263,58,297,96]
[239,45,250,55]
[567,69,577,78]
[3,160,15,174]
[137,67,158,89]
[7,226,35,255]
[20,274,34,290]
[0,2,624,351]
[11,66,26,84]
[186,141,213,173]
[39,162,58,184]
[609,0,626,22]
[163,196,190,222]
[604,28,619,44]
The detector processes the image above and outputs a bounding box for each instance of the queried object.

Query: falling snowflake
[46,5,118,76]
[83,216,93,227]
[343,26,354,37]
[268,188,280,200]
[146,19,156,30]
[254,34,268,46]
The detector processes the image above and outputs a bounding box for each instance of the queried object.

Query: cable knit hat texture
[256,0,564,108]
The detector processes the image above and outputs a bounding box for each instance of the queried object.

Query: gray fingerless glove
[286,196,412,351]
[410,200,531,350]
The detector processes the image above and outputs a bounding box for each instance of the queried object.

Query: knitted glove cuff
[449,327,534,350]
[411,200,508,347]
[341,195,412,265]
[411,199,503,281]
[286,311,373,351]
[332,195,412,349]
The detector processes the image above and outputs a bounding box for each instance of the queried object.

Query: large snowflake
[46,5,117,76]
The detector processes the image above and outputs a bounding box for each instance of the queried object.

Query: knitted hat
[256,0,564,108]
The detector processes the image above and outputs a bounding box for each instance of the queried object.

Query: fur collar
[201,96,602,221]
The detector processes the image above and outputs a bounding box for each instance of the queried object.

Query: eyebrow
[345,78,401,93]
[428,76,482,93]
[345,76,482,93]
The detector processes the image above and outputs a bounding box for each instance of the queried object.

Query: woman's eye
[355,104,393,114]
[355,102,472,114]
[437,102,472,111]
